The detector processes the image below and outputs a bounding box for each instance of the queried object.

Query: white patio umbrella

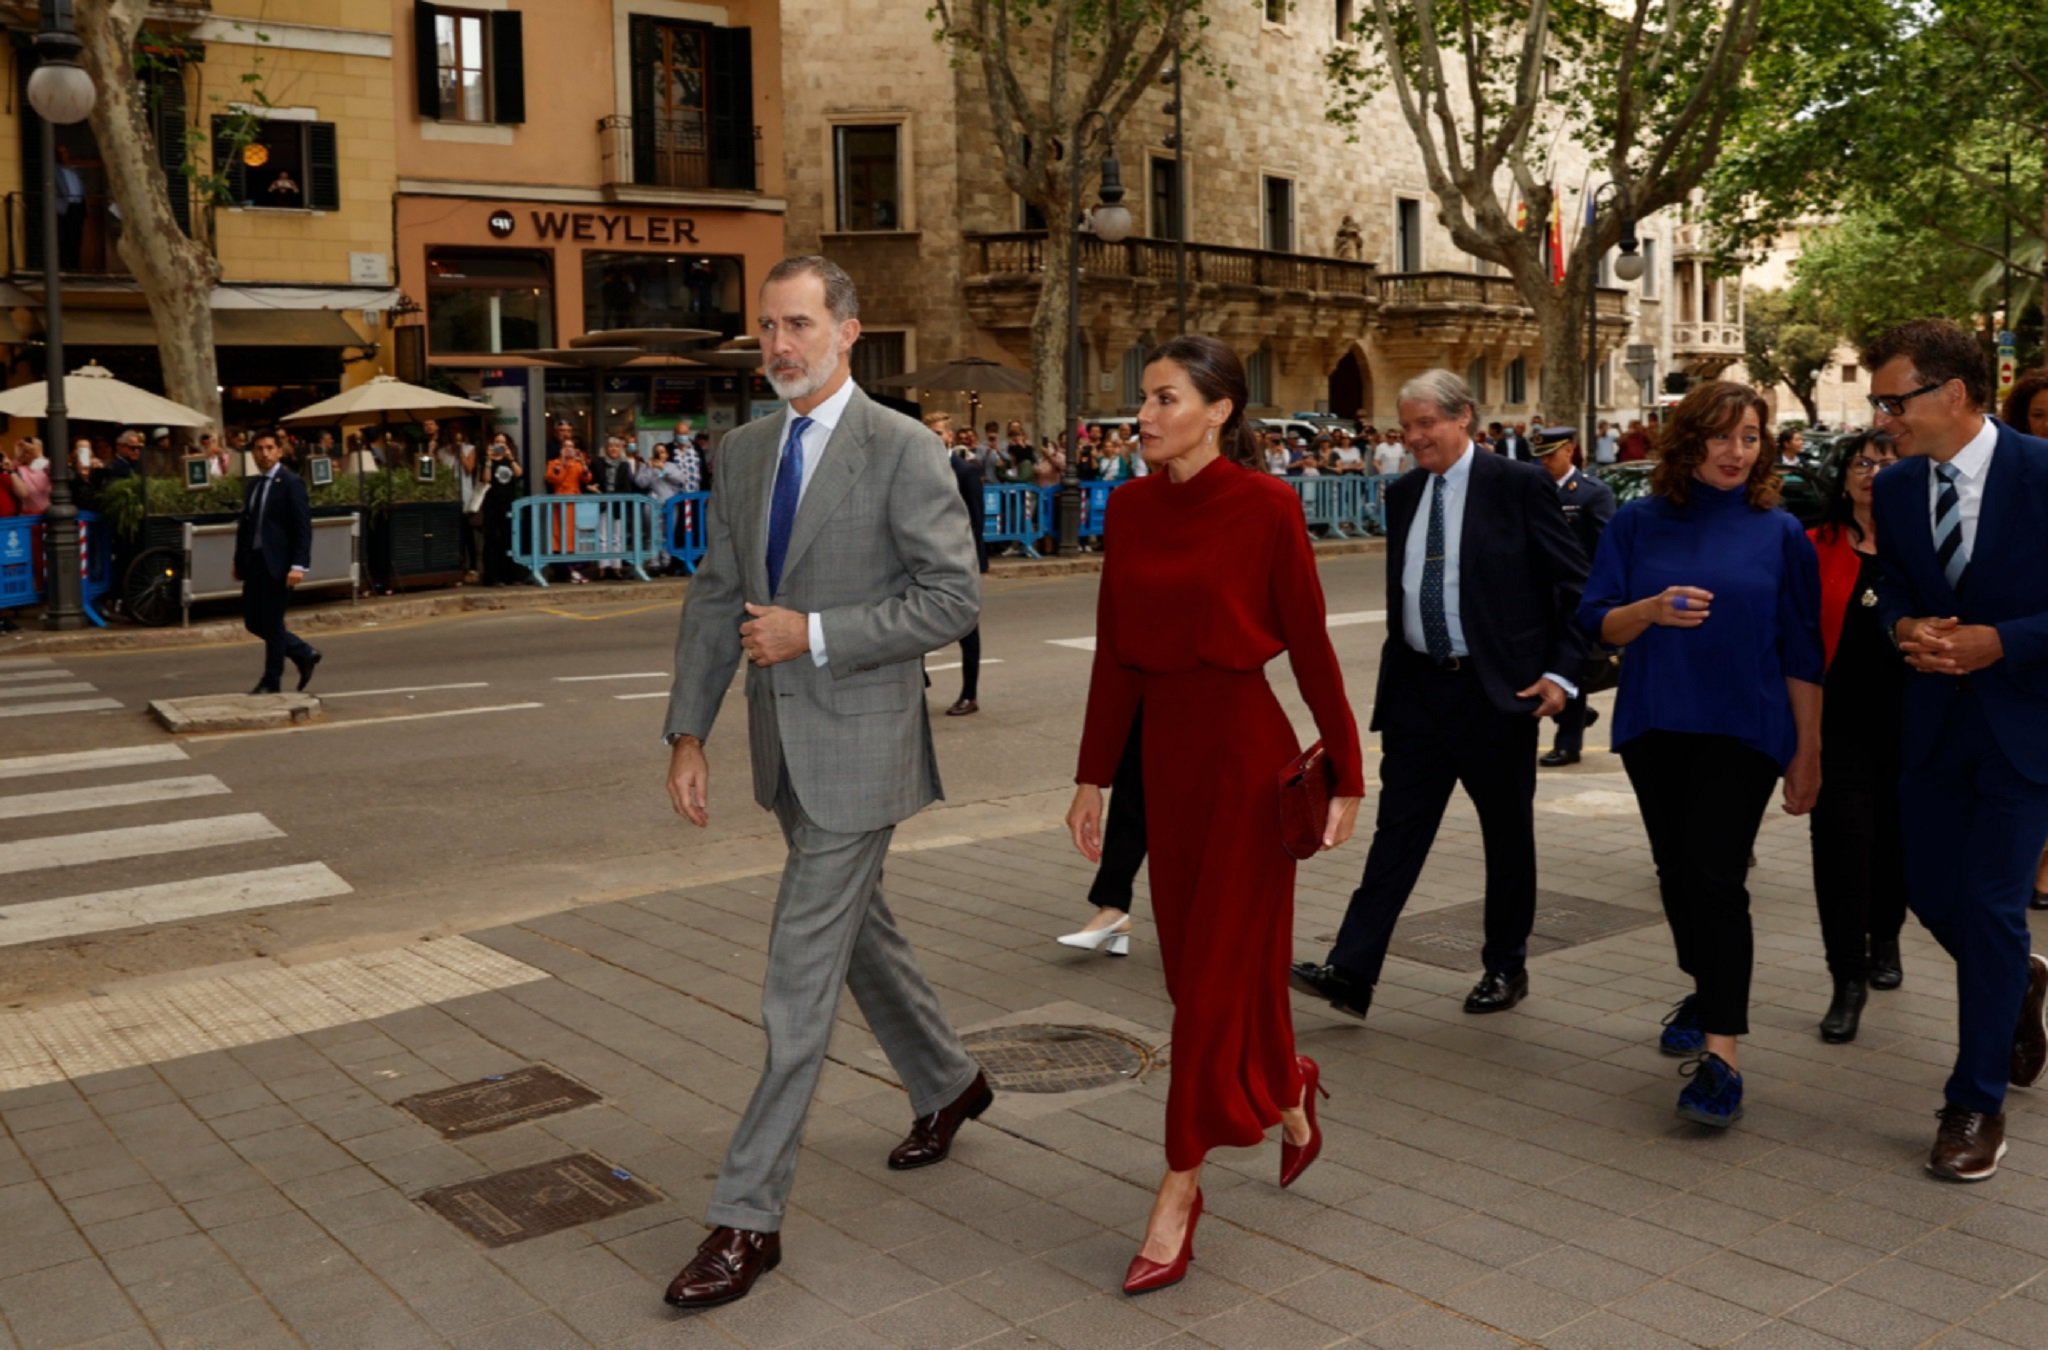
[280,374,493,426]
[0,361,210,426]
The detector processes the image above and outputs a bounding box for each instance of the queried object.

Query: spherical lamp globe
[1613,250,1646,283]
[27,62,96,125]
[1091,203,1134,244]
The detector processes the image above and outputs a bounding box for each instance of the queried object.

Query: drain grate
[397,1066,601,1139]
[1375,892,1661,973]
[418,1153,661,1247]
[960,1024,1151,1093]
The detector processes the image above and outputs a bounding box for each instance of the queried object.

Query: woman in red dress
[1068,335,1365,1295]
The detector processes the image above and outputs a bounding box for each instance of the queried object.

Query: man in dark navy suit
[1292,371,1589,1020]
[1865,319,2048,1183]
[1531,426,1616,766]
[233,431,320,695]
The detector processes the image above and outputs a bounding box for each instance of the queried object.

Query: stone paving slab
[4,767,2048,1347]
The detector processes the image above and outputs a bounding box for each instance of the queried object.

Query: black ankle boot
[1820,977,1868,1044]
[1869,940,1903,991]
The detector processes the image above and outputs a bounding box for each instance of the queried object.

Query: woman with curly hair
[1576,380,1825,1130]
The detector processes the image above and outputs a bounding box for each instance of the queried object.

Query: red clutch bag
[1278,740,1336,861]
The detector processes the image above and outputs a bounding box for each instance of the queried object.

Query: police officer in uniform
[1532,426,1615,766]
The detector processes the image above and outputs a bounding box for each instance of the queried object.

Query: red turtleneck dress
[1077,456,1364,1170]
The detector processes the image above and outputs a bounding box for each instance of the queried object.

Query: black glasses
[1866,381,1947,417]
[1847,457,1895,475]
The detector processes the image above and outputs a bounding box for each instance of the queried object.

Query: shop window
[628,16,753,191]
[834,125,902,231]
[851,331,907,390]
[583,252,745,338]
[212,116,340,212]
[414,3,525,124]
[427,250,553,354]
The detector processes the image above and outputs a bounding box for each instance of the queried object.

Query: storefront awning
[37,308,367,348]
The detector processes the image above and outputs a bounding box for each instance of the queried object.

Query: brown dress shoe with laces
[2012,954,2048,1087]
[1927,1104,2007,1182]
[664,1226,781,1309]
[887,1070,993,1170]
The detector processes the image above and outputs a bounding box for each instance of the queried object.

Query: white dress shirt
[1929,415,1995,562]
[773,377,859,667]
[1400,442,1575,696]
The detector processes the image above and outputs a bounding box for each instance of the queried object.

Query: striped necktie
[1933,461,1967,589]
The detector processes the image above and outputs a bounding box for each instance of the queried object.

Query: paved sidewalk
[5,761,2048,1348]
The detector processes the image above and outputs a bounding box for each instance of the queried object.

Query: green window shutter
[154,68,192,236]
[707,26,754,191]
[211,114,248,204]
[307,123,341,212]
[489,11,524,125]
[628,15,656,185]
[414,1,441,118]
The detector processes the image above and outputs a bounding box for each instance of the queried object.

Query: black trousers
[1620,731,1780,1036]
[484,507,516,583]
[1329,654,1539,984]
[1089,707,1147,912]
[242,569,314,689]
[958,627,981,701]
[1552,691,1591,756]
[1808,754,1907,981]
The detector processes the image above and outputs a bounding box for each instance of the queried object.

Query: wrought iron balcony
[965,231,1379,297]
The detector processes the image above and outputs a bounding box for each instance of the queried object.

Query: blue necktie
[1933,461,1968,589]
[1420,475,1452,661]
[765,415,812,595]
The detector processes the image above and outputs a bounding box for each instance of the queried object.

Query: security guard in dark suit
[1531,426,1615,765]
[233,432,321,695]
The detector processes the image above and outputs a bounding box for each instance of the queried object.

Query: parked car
[1590,458,1831,529]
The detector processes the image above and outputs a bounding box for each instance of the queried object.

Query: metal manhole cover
[959,1024,1151,1093]
[418,1153,661,1248]
[397,1066,601,1139]
[1377,892,1661,972]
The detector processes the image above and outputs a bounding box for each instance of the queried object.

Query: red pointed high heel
[1122,1189,1202,1296]
[1279,1054,1330,1188]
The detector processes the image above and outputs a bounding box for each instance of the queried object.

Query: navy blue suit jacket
[1374,448,1590,727]
[1871,420,2048,783]
[234,466,313,581]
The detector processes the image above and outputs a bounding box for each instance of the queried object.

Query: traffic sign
[1997,330,2017,404]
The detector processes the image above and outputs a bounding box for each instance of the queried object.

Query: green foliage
[1744,287,1838,421]
[97,465,456,542]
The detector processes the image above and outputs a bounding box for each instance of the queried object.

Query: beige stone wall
[781,0,1738,431]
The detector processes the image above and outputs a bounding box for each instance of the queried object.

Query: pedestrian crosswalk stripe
[0,657,55,671]
[0,812,281,875]
[0,697,122,720]
[0,774,232,822]
[0,863,353,949]
[0,682,97,700]
[0,745,189,781]
[0,669,73,683]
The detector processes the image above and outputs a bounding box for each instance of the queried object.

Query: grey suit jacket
[663,384,981,834]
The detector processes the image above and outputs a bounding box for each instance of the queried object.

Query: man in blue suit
[1866,319,2048,1183]
[233,432,321,695]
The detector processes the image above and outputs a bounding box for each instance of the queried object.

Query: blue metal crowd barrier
[0,511,111,626]
[509,494,658,586]
[982,484,1056,558]
[660,492,712,574]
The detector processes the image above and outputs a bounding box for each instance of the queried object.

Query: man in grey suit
[661,256,991,1310]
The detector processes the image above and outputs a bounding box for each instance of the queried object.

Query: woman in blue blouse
[1577,381,1825,1130]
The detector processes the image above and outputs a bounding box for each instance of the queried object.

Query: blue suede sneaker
[1676,1052,1744,1128]
[1660,995,1705,1056]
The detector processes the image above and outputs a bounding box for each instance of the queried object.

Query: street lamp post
[28,0,97,631]
[1583,182,1643,455]
[1059,110,1132,555]
[1162,53,1187,335]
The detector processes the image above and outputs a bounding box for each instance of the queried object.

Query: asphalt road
[0,554,1392,1003]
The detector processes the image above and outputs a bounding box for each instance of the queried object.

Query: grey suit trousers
[705,767,980,1233]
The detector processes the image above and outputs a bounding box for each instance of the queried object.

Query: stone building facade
[781,0,1745,434]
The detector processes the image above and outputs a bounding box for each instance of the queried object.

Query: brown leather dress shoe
[2013,953,2048,1087]
[663,1226,781,1309]
[1927,1104,2007,1182]
[887,1070,994,1170]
